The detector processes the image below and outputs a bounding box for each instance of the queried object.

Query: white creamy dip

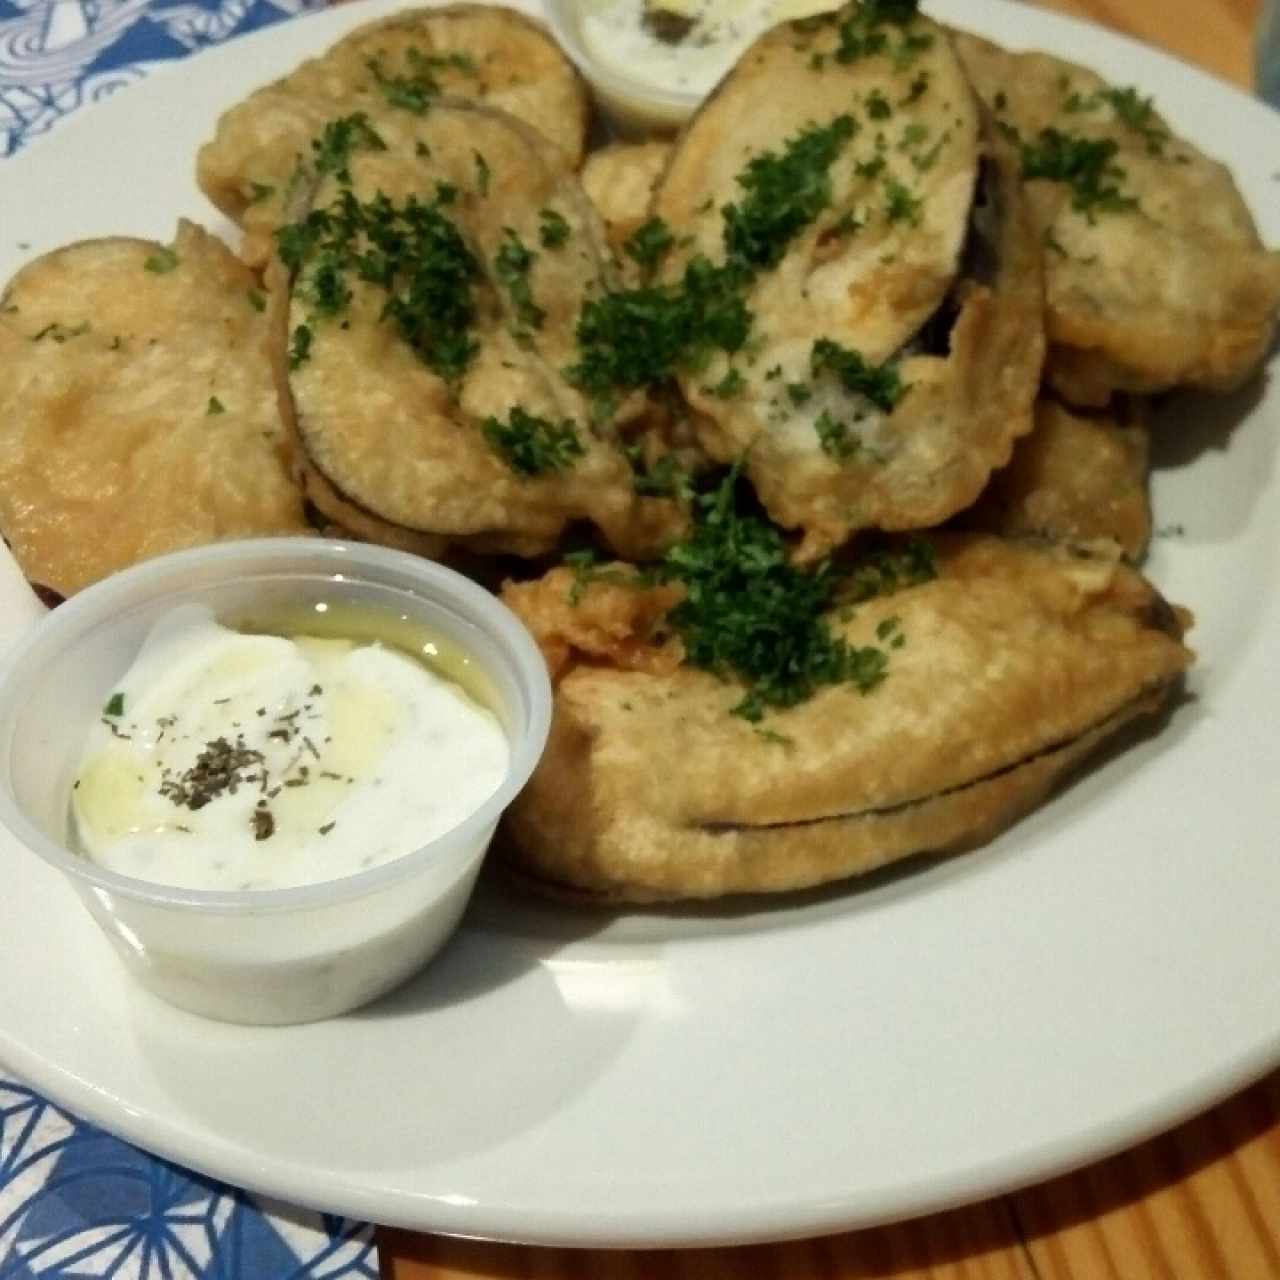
[579,0,827,97]
[72,609,510,891]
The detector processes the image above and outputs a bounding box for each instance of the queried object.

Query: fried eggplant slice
[953,31,1280,405]
[502,535,1192,901]
[0,223,308,599]
[198,4,590,269]
[651,4,1043,558]
[962,397,1151,561]
[275,102,681,560]
[581,141,673,266]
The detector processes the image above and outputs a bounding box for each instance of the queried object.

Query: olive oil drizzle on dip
[72,605,509,892]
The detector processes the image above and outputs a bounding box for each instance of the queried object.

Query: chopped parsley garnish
[311,114,386,184]
[473,150,491,196]
[143,248,179,274]
[898,123,929,150]
[482,406,583,475]
[368,56,436,114]
[855,154,887,180]
[811,337,905,411]
[625,447,693,500]
[656,470,907,721]
[494,229,544,332]
[815,409,860,459]
[786,381,812,405]
[247,288,266,312]
[289,324,313,369]
[866,89,892,120]
[834,0,920,64]
[1019,128,1136,219]
[539,207,571,249]
[723,116,857,270]
[567,256,750,408]
[103,693,125,717]
[840,540,936,603]
[884,176,922,225]
[899,70,930,104]
[206,396,225,415]
[624,217,676,273]
[1063,85,1166,154]
[278,183,480,382]
[709,367,746,398]
[1098,86,1167,153]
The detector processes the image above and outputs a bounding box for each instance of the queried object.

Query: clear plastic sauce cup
[0,538,551,1025]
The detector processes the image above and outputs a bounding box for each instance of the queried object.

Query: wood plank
[382,1197,1038,1278]
[1033,0,1255,88]
[1012,1073,1280,1280]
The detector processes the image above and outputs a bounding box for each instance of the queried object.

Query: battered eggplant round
[0,222,309,600]
[502,535,1192,902]
[197,4,591,269]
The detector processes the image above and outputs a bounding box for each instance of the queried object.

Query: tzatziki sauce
[72,608,510,891]
[578,0,828,97]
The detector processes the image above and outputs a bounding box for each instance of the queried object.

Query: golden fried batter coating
[651,7,1043,558]
[198,5,590,268]
[0,223,308,599]
[580,140,673,266]
[504,535,1192,900]
[501,566,684,679]
[277,102,682,560]
[962,397,1151,560]
[953,30,1280,405]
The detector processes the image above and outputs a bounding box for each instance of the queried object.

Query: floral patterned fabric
[0,1080,379,1277]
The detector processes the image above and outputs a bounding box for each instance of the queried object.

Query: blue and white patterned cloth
[0,1080,379,1276]
[1,0,323,156]
[2,8,382,1275]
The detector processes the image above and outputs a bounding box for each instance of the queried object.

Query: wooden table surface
[383,1,1272,1276]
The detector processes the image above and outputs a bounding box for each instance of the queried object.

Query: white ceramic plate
[2,0,1279,1249]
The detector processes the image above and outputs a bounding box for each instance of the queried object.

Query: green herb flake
[289,323,313,369]
[206,396,226,415]
[814,409,859,459]
[483,406,583,475]
[840,540,936,604]
[834,0,918,64]
[723,115,857,270]
[494,229,544,332]
[1099,85,1168,154]
[884,177,922,225]
[625,448,693,501]
[899,71,930,104]
[567,256,751,409]
[143,247,179,274]
[473,150,491,196]
[311,114,386,184]
[247,181,275,205]
[898,122,929,150]
[247,288,266,312]
[539,207,571,249]
[1019,127,1137,220]
[657,469,899,721]
[786,382,812,405]
[709,367,746,398]
[811,336,905,411]
[624,216,676,272]
[103,693,125,717]
[866,89,892,120]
